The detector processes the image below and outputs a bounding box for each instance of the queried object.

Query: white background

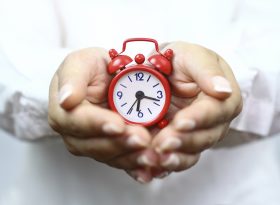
[1,0,280,204]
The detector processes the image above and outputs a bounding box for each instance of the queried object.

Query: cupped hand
[48,43,243,184]
[151,42,242,175]
[48,48,158,183]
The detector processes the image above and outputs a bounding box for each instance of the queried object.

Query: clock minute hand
[143,95,160,101]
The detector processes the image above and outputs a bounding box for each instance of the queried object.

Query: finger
[151,169,171,179]
[107,149,158,170]
[51,103,126,138]
[152,125,182,153]
[49,74,126,138]
[172,94,240,132]
[218,56,243,115]
[159,152,200,172]
[124,125,152,149]
[63,126,153,163]
[153,123,229,154]
[57,47,110,109]
[170,81,201,98]
[168,42,232,99]
[63,135,124,161]
[126,169,153,184]
[63,135,146,162]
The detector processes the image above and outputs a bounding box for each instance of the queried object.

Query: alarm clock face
[108,66,171,126]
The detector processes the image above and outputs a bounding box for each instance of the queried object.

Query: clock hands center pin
[127,91,144,114]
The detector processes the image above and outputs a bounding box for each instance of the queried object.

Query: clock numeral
[138,110,144,118]
[116,91,123,99]
[134,72,144,81]
[157,90,163,99]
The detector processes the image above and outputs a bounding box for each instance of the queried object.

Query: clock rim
[108,64,171,127]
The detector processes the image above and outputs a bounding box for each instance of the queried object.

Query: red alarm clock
[107,38,173,128]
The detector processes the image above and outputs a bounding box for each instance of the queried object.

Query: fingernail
[156,137,182,153]
[155,171,170,179]
[136,176,150,184]
[161,153,180,168]
[175,119,196,131]
[127,135,148,148]
[185,82,198,90]
[127,171,149,184]
[102,123,124,135]
[212,76,232,93]
[128,170,152,184]
[137,155,155,166]
[59,84,73,104]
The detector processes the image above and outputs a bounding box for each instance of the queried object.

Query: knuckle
[65,48,108,66]
[219,103,231,122]
[63,138,82,156]
[67,147,82,156]
[107,160,129,170]
[62,51,80,67]
[84,144,112,162]
[175,154,200,172]
[199,98,223,126]
[192,133,217,152]
[64,49,88,62]
[234,95,243,116]
[205,48,219,60]
[64,118,81,136]
[202,134,217,149]
[226,94,243,121]
[186,154,200,168]
[48,115,62,133]
[219,124,230,142]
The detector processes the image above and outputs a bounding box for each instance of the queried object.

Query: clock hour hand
[135,90,144,112]
[143,95,160,101]
[127,98,138,115]
[136,98,141,112]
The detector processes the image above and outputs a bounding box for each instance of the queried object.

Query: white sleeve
[0,0,71,140]
[225,51,280,137]
[214,0,280,137]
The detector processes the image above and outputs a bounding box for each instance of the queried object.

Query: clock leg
[157,119,169,129]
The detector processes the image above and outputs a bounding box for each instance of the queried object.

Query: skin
[48,42,242,183]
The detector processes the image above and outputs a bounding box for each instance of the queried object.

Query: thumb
[169,42,233,99]
[57,48,110,110]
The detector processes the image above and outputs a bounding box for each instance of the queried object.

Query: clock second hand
[127,98,138,114]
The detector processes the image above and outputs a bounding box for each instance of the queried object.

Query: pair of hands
[48,42,242,183]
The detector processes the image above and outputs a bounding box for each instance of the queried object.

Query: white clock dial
[113,70,166,123]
